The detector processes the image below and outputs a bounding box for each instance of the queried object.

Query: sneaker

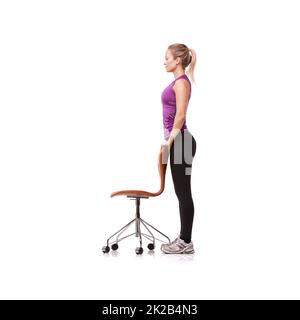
[161,237,194,254]
[161,234,180,249]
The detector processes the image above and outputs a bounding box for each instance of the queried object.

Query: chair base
[102,196,171,254]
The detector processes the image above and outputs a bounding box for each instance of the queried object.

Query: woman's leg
[170,130,197,243]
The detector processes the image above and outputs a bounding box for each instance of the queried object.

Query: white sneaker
[161,236,194,254]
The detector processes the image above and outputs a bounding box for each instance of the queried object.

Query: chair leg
[116,227,135,244]
[140,220,156,245]
[104,217,170,247]
[136,218,143,248]
[106,218,136,246]
[140,218,171,244]
[103,196,170,254]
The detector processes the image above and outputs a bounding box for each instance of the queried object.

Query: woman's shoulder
[173,76,191,91]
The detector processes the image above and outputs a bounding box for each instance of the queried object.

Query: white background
[0,0,300,299]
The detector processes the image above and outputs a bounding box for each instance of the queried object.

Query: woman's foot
[161,236,194,254]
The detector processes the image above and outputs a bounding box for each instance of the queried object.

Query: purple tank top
[161,74,191,140]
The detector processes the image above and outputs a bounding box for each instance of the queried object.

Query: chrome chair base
[102,196,171,254]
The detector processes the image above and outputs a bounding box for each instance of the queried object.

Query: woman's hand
[160,140,171,165]
[161,140,171,148]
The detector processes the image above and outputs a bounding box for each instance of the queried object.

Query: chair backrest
[154,146,168,196]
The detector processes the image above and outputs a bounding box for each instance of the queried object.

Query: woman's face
[164,50,178,72]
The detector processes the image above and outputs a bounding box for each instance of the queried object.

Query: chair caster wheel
[135,247,143,255]
[147,243,155,250]
[102,246,110,253]
[111,243,119,251]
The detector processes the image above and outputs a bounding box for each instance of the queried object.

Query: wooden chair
[102,146,171,255]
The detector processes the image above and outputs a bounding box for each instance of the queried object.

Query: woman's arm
[165,79,190,146]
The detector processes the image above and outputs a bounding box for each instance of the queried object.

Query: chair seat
[110,189,158,198]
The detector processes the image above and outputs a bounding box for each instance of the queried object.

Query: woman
[160,43,197,254]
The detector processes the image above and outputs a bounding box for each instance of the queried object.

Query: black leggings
[169,130,197,243]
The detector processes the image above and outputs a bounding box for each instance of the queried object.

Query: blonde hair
[168,43,197,84]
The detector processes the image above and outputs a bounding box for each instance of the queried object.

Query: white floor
[97,193,300,300]
[1,164,300,299]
